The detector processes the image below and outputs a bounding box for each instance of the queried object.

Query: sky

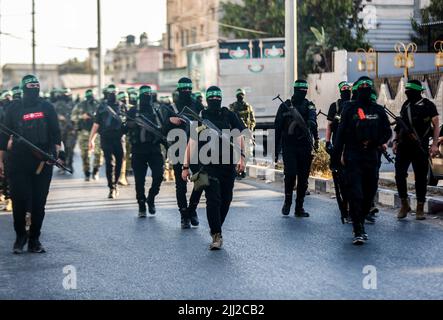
[0,0,167,65]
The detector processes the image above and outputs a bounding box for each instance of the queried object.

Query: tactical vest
[281,99,313,140]
[98,103,124,136]
[128,110,162,145]
[353,103,381,147]
[78,100,98,131]
[200,107,234,165]
[17,101,50,146]
[231,102,253,128]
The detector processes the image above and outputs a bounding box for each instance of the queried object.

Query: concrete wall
[219,57,285,125]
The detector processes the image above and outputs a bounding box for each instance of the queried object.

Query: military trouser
[131,152,164,203]
[343,150,379,233]
[188,164,204,214]
[283,146,313,210]
[173,163,188,211]
[78,130,103,177]
[64,131,77,171]
[101,137,125,190]
[395,142,429,203]
[204,166,236,235]
[8,160,53,240]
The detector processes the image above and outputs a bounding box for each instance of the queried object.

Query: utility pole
[285,0,297,99]
[32,0,36,75]
[97,0,104,96]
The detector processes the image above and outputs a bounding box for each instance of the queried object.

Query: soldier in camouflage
[229,88,256,178]
[71,89,103,181]
[54,88,76,173]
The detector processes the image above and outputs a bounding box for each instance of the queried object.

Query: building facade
[2,64,61,91]
[362,0,431,51]
[106,34,165,86]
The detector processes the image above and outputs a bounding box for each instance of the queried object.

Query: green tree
[220,0,368,75]
[411,0,443,50]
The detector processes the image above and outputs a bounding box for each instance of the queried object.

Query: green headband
[85,90,94,97]
[12,88,22,95]
[139,87,152,95]
[371,93,377,101]
[236,89,246,96]
[339,82,351,91]
[117,92,128,100]
[294,82,309,89]
[21,76,39,88]
[177,82,193,89]
[405,82,424,92]
[353,79,374,91]
[206,90,222,99]
[1,91,11,99]
[194,92,202,98]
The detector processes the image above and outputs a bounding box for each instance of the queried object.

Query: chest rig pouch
[18,102,49,146]
[354,105,380,147]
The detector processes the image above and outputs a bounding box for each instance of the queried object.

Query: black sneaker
[361,225,369,241]
[181,211,191,229]
[147,200,156,215]
[28,239,46,253]
[108,189,115,199]
[138,201,147,218]
[281,203,291,216]
[189,210,199,227]
[365,214,376,224]
[370,207,379,217]
[353,235,365,246]
[295,208,310,218]
[13,235,28,254]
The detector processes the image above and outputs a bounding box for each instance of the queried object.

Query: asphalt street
[0,151,443,300]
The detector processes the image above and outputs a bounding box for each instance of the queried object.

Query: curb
[246,165,443,216]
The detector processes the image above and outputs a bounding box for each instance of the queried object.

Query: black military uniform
[275,80,319,217]
[326,81,352,222]
[93,85,126,199]
[0,75,62,254]
[332,77,392,245]
[183,86,245,250]
[162,77,203,228]
[125,86,165,217]
[394,80,439,221]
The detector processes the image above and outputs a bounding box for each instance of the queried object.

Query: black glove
[325,141,333,155]
[314,140,320,153]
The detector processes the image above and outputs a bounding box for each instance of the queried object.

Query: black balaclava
[139,86,154,114]
[405,79,424,103]
[12,86,22,100]
[85,89,94,102]
[355,76,373,105]
[206,86,222,112]
[338,81,351,102]
[21,74,40,107]
[106,85,117,105]
[177,77,193,109]
[292,80,308,105]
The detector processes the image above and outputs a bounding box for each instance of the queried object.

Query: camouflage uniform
[54,96,77,172]
[71,98,103,178]
[229,98,256,160]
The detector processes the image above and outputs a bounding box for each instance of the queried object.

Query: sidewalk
[246,164,443,216]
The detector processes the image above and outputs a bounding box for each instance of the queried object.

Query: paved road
[1,152,443,300]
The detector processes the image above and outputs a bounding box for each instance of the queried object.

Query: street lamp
[356,48,377,75]
[394,42,417,79]
[434,40,443,71]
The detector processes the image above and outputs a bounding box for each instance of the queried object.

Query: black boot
[281,201,291,216]
[85,171,91,182]
[138,200,147,218]
[188,209,199,226]
[295,200,310,218]
[180,209,191,229]
[92,167,100,181]
[13,234,28,254]
[147,198,156,215]
[28,238,46,253]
